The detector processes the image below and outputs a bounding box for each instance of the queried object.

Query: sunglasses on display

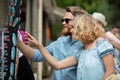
[61,18,72,24]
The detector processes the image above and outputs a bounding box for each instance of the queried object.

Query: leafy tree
[51,20,62,40]
[108,0,120,24]
[52,0,120,39]
[56,0,120,25]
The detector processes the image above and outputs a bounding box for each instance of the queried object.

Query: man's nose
[62,21,66,25]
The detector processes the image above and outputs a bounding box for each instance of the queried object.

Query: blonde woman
[26,14,115,80]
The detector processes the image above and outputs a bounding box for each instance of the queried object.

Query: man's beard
[61,27,71,36]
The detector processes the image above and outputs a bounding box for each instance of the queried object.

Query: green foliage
[52,0,120,40]
[108,0,120,24]
[56,0,74,8]
[51,20,62,40]
[56,0,120,24]
[56,0,101,13]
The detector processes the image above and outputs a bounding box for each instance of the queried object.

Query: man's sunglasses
[61,18,72,24]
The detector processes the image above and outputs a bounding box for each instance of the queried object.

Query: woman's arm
[17,39,34,59]
[38,45,77,69]
[102,53,115,80]
[26,32,77,70]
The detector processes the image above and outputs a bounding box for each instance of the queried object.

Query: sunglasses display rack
[0,0,22,80]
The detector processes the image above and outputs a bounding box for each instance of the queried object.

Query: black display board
[0,0,22,80]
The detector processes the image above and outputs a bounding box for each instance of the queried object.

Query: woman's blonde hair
[73,14,105,45]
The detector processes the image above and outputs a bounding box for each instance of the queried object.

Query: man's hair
[65,6,88,16]
[112,24,120,29]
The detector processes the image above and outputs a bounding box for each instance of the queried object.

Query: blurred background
[0,0,120,80]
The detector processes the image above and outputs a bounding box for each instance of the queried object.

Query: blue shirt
[74,39,115,80]
[32,36,83,80]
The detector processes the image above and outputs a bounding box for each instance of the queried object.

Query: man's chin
[61,28,71,36]
[62,31,71,36]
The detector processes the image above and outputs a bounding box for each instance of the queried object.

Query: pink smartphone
[18,30,28,43]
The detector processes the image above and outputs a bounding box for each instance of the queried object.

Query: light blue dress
[74,39,115,80]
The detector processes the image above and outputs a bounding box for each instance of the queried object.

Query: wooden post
[37,0,43,80]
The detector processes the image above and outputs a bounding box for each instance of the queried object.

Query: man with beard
[17,6,87,80]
